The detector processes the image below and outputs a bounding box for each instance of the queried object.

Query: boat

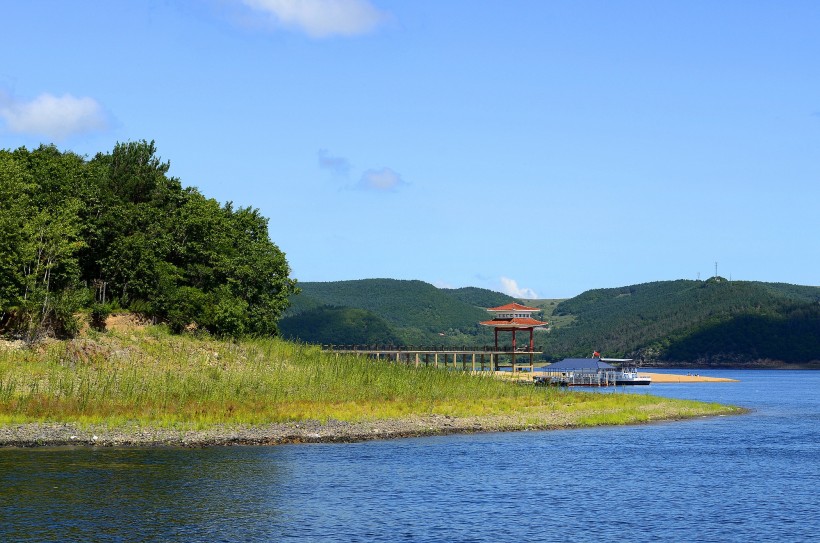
[600,358,652,385]
[612,368,652,385]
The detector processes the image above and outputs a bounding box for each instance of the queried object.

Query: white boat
[613,368,652,385]
[600,358,652,386]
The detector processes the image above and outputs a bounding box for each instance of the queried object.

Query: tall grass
[0,328,740,429]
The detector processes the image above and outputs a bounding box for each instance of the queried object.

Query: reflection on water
[2,370,819,543]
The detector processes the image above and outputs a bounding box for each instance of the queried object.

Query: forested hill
[0,142,297,341]
[280,279,517,346]
[281,278,820,367]
[544,279,820,367]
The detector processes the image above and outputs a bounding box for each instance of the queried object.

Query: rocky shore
[0,411,660,448]
[0,405,747,448]
[0,415,575,448]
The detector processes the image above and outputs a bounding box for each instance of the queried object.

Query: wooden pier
[322,346,543,373]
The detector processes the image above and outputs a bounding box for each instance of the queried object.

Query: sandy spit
[642,372,738,383]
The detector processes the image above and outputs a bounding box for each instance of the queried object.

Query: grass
[0,326,743,431]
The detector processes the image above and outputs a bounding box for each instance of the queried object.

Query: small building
[479,302,549,372]
[535,357,650,386]
[479,302,549,352]
[534,357,617,386]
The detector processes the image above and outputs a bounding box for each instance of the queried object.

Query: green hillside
[543,279,820,366]
[281,277,820,367]
[281,279,519,347]
[440,287,519,309]
[279,306,401,346]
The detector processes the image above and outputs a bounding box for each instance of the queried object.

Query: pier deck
[322,346,543,373]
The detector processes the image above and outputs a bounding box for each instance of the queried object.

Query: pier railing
[321,344,544,353]
[321,345,544,373]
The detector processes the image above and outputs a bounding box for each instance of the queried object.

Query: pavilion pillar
[529,328,534,352]
[512,329,517,373]
[494,328,498,350]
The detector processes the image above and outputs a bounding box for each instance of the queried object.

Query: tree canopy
[0,141,297,341]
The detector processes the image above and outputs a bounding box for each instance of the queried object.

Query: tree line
[0,141,297,342]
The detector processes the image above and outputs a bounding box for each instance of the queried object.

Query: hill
[281,278,820,368]
[280,279,519,347]
[543,279,820,367]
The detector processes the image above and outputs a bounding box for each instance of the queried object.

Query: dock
[321,345,543,373]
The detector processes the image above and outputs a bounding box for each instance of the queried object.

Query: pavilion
[479,302,549,352]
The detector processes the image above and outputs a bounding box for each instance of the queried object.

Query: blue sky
[2,1,818,298]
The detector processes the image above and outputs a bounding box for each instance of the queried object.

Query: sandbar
[642,372,738,383]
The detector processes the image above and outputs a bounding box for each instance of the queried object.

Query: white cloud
[359,167,407,191]
[0,92,107,140]
[500,277,538,299]
[241,0,388,38]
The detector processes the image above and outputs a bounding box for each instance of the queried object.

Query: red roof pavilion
[480,302,548,352]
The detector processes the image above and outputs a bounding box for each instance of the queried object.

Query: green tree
[0,148,87,340]
[0,152,33,319]
[1,141,297,340]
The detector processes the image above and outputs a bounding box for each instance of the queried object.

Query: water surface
[2,370,818,542]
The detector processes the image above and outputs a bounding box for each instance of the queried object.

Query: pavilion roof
[479,317,549,329]
[486,302,541,312]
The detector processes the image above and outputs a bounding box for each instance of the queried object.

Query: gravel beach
[0,413,606,448]
[0,403,745,448]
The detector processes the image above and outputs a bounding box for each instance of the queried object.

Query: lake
[2,370,819,542]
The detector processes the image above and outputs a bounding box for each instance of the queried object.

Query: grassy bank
[0,327,743,433]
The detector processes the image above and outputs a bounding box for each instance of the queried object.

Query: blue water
[2,370,819,542]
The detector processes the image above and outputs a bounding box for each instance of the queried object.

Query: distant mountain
[439,287,518,309]
[280,278,820,367]
[279,306,401,346]
[281,279,520,347]
[542,279,820,367]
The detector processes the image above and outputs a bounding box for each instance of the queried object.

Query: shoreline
[493,371,739,383]
[0,407,746,449]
